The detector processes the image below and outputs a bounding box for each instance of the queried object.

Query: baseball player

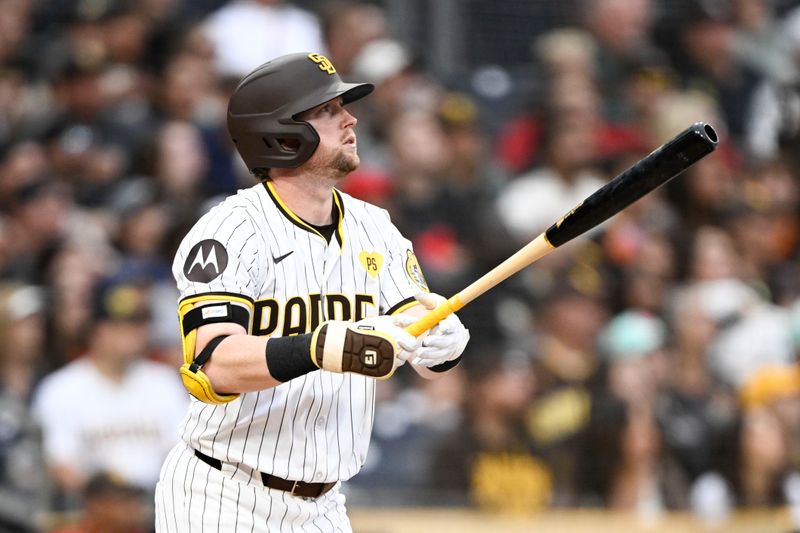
[154,52,470,532]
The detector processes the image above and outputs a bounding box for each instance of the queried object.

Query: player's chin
[336,152,360,174]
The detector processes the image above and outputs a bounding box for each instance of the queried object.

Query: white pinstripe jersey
[172,181,427,484]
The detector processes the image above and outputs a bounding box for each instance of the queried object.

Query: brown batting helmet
[227,52,374,171]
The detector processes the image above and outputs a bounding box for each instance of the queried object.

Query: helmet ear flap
[230,119,319,170]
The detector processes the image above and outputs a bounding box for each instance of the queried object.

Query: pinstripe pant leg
[155,443,352,532]
[155,443,191,533]
[260,488,351,533]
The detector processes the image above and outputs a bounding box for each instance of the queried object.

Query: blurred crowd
[1,0,800,531]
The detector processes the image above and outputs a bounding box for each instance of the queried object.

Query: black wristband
[429,355,463,373]
[266,334,317,382]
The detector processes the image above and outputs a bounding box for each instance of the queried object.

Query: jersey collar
[263,181,345,247]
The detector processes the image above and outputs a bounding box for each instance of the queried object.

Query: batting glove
[310,315,421,380]
[356,315,421,367]
[407,292,470,367]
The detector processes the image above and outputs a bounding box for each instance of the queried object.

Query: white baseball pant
[154,443,352,532]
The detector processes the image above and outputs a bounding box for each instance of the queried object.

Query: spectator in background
[0,142,51,209]
[669,0,762,143]
[109,180,173,269]
[150,121,211,219]
[0,0,34,66]
[496,28,644,175]
[4,177,72,285]
[744,0,800,163]
[685,364,800,526]
[349,38,441,171]
[622,58,680,148]
[67,3,158,152]
[428,347,545,512]
[525,286,608,506]
[745,77,800,165]
[48,471,149,533]
[157,51,220,125]
[0,385,49,532]
[658,284,739,494]
[431,92,513,338]
[494,113,606,246]
[606,227,678,315]
[0,283,47,400]
[32,274,187,510]
[153,45,240,197]
[437,92,506,193]
[41,28,151,206]
[320,1,388,77]
[0,285,50,532]
[584,310,689,515]
[703,277,794,391]
[202,0,326,78]
[722,160,799,292]
[383,108,477,297]
[0,66,43,150]
[46,238,116,365]
[648,92,737,233]
[729,0,798,84]
[106,181,182,364]
[733,365,800,507]
[582,0,664,122]
[675,227,795,390]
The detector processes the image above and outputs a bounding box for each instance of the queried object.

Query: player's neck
[269,176,336,226]
[87,351,132,383]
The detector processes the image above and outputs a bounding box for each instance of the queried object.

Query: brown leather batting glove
[310,316,420,380]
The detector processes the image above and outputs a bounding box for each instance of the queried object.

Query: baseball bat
[405,122,719,337]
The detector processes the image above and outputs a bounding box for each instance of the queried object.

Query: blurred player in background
[33,276,187,509]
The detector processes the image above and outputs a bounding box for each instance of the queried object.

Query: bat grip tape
[405,297,463,337]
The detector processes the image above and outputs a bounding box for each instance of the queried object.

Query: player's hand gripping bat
[405,122,719,337]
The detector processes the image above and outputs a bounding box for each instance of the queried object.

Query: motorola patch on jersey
[184,240,229,282]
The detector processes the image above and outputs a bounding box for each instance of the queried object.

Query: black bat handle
[544,122,719,248]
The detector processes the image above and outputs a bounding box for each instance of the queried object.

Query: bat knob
[694,122,719,146]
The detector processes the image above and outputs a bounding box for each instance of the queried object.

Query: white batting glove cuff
[410,292,470,368]
[356,315,420,367]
